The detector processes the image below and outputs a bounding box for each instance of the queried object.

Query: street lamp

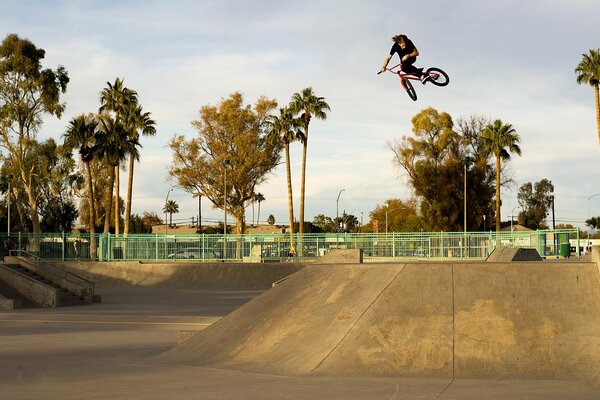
[164,187,173,234]
[336,189,345,232]
[510,206,519,231]
[222,159,230,259]
[587,193,600,220]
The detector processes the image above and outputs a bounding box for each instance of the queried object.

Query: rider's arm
[380,53,393,73]
[402,47,419,62]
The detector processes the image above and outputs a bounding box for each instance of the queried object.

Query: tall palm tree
[99,78,139,236]
[163,199,179,227]
[481,120,522,231]
[122,103,156,236]
[63,114,98,235]
[254,192,265,225]
[575,49,600,145]
[95,114,139,234]
[266,107,300,246]
[290,87,330,235]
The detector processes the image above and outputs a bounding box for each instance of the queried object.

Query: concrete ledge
[317,249,363,264]
[486,247,542,262]
[0,294,21,310]
[0,264,58,307]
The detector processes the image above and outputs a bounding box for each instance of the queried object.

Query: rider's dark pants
[401,56,422,75]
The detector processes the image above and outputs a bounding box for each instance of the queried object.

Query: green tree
[481,119,521,231]
[63,114,99,234]
[586,216,600,230]
[266,106,300,244]
[312,214,336,233]
[35,138,81,232]
[162,199,179,226]
[253,192,265,225]
[289,87,330,235]
[0,33,69,233]
[99,78,140,235]
[122,102,156,236]
[517,179,554,229]
[575,49,600,145]
[168,92,280,234]
[142,211,163,227]
[267,214,275,225]
[95,114,139,234]
[389,108,460,230]
[370,199,422,232]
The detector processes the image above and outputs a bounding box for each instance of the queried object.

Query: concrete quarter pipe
[159,262,600,381]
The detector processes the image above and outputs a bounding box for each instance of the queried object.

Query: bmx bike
[378,63,449,101]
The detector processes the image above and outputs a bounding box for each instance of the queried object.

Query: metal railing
[0,229,580,262]
[10,249,95,290]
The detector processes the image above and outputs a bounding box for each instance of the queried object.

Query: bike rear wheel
[426,67,449,86]
[401,78,417,101]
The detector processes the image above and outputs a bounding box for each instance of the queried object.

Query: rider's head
[392,34,408,48]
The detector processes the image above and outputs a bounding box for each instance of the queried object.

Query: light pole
[164,187,173,234]
[222,159,230,259]
[510,206,519,231]
[336,189,345,232]
[587,193,600,220]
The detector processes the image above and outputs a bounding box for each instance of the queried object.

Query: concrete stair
[2,264,87,307]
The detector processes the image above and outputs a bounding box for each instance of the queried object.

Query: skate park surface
[1,253,600,399]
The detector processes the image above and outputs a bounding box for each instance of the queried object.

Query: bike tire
[426,67,449,87]
[401,78,417,101]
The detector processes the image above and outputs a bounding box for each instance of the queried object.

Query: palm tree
[254,192,265,225]
[63,114,98,235]
[99,78,139,236]
[481,120,522,231]
[163,199,179,227]
[122,103,156,236]
[575,49,600,145]
[290,87,330,235]
[266,107,300,246]
[95,114,139,234]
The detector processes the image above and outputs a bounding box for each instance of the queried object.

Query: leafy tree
[586,216,600,230]
[312,214,336,232]
[267,214,275,225]
[128,213,153,234]
[289,87,330,235]
[389,108,460,230]
[163,199,179,226]
[265,106,300,243]
[95,113,139,234]
[122,102,156,236]
[0,33,69,233]
[391,110,497,231]
[99,78,142,235]
[517,179,554,229]
[481,119,521,231]
[142,211,163,227]
[63,114,98,234]
[370,199,422,232]
[253,192,265,225]
[168,92,280,234]
[575,49,600,145]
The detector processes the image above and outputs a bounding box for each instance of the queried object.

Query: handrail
[10,249,95,290]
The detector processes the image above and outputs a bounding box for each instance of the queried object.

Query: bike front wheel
[401,78,417,101]
[426,67,449,87]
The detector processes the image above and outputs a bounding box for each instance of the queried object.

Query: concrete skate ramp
[486,247,542,262]
[49,260,305,290]
[160,261,600,380]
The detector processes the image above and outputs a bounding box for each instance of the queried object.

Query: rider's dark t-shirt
[390,39,416,58]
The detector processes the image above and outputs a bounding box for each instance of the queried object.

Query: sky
[1,0,599,230]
